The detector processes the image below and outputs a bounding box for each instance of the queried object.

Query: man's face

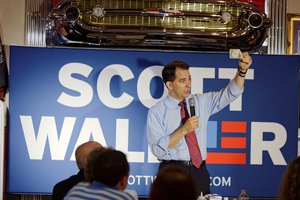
[167,67,191,101]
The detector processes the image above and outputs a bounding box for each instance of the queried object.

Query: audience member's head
[278,156,300,200]
[75,141,102,170]
[149,166,198,200]
[84,146,111,182]
[90,148,130,190]
[52,141,102,200]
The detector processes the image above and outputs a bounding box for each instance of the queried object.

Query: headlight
[248,12,263,28]
[65,5,80,22]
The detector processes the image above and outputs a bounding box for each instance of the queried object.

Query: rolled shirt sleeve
[147,109,171,159]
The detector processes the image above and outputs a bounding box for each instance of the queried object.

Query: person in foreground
[147,52,252,195]
[64,148,135,200]
[278,156,300,200]
[52,141,102,200]
[149,165,198,200]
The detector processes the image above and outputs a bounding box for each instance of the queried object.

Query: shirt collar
[92,181,118,189]
[166,94,191,109]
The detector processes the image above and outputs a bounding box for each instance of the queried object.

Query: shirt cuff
[158,135,170,152]
[229,79,244,97]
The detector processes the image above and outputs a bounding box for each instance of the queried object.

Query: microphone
[188,96,195,116]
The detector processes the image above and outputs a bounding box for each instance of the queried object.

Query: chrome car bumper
[46,0,272,51]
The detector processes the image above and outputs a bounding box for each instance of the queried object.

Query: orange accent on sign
[206,152,246,164]
[221,137,246,149]
[221,121,247,133]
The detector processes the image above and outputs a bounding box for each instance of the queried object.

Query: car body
[46,0,272,51]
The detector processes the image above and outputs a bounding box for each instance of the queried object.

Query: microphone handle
[190,106,195,116]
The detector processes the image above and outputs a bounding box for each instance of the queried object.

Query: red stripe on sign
[221,121,247,133]
[221,137,246,149]
[206,152,246,164]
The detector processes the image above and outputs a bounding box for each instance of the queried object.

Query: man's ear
[166,81,172,90]
[116,176,128,190]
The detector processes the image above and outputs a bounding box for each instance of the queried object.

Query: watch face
[93,6,105,17]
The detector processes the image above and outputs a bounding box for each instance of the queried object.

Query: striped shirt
[64,181,135,200]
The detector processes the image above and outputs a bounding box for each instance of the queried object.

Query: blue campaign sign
[8,46,300,197]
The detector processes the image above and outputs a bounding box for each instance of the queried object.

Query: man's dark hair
[162,61,190,85]
[278,156,300,200]
[92,149,129,186]
[149,166,198,200]
[85,147,110,182]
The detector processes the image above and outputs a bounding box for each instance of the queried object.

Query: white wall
[0,0,25,46]
[287,0,300,14]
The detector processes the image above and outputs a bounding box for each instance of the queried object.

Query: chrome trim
[248,12,264,29]
[65,5,80,22]
[46,0,272,51]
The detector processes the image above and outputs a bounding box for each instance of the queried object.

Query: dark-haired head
[92,149,129,189]
[162,61,190,85]
[149,166,198,200]
[278,156,300,200]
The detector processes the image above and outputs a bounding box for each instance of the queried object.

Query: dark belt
[161,160,205,167]
[162,160,205,166]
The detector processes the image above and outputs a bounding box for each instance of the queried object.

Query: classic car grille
[72,0,245,31]
[48,0,272,51]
